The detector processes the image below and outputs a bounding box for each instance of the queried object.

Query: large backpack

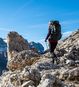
[49,21,62,40]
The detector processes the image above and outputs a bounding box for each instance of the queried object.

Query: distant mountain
[29,41,44,54]
[0,38,7,52]
[0,38,7,75]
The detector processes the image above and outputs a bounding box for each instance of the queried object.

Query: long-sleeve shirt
[45,24,61,41]
[45,28,51,41]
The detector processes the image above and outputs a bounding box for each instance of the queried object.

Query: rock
[54,30,79,66]
[56,48,67,57]
[66,60,75,66]
[61,67,79,81]
[59,69,69,81]
[58,29,79,55]
[67,67,79,81]
[7,50,39,71]
[20,67,41,86]
[67,45,79,61]
[0,67,41,87]
[32,57,59,71]
[0,71,15,87]
[67,84,76,87]
[7,31,30,60]
[21,80,35,87]
[37,73,65,87]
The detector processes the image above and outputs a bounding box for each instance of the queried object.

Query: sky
[0,0,79,50]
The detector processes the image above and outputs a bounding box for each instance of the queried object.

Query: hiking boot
[55,57,60,64]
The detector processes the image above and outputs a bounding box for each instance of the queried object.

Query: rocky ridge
[7,32,30,61]
[0,30,79,87]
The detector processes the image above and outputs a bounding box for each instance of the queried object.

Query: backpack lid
[50,20,59,25]
[53,21,59,24]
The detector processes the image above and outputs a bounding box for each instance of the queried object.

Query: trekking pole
[45,41,49,50]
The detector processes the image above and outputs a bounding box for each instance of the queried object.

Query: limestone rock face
[8,50,39,71]
[7,32,30,60]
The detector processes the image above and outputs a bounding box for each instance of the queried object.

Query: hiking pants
[49,40,58,53]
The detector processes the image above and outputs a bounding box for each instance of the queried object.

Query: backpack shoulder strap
[50,25,57,34]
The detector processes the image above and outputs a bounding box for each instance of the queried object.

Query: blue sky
[0,0,79,49]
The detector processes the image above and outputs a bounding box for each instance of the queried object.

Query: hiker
[45,20,62,64]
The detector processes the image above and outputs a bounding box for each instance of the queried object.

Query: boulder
[66,60,75,66]
[67,45,79,61]
[61,67,79,81]
[20,66,41,86]
[7,50,39,71]
[37,73,66,87]
[0,67,41,87]
[21,80,35,87]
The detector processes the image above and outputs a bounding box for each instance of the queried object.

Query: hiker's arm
[45,28,51,41]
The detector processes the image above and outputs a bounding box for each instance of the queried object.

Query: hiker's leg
[48,41,54,63]
[49,41,59,64]
[49,42,55,63]
[51,41,58,64]
[52,52,59,64]
[49,41,52,53]
[52,52,57,58]
[51,41,58,56]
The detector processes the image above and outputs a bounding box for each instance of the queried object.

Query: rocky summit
[7,31,30,60]
[0,30,79,87]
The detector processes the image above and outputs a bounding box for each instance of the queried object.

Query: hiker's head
[49,20,54,25]
[49,20,59,26]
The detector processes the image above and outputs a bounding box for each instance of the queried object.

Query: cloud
[62,31,73,39]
